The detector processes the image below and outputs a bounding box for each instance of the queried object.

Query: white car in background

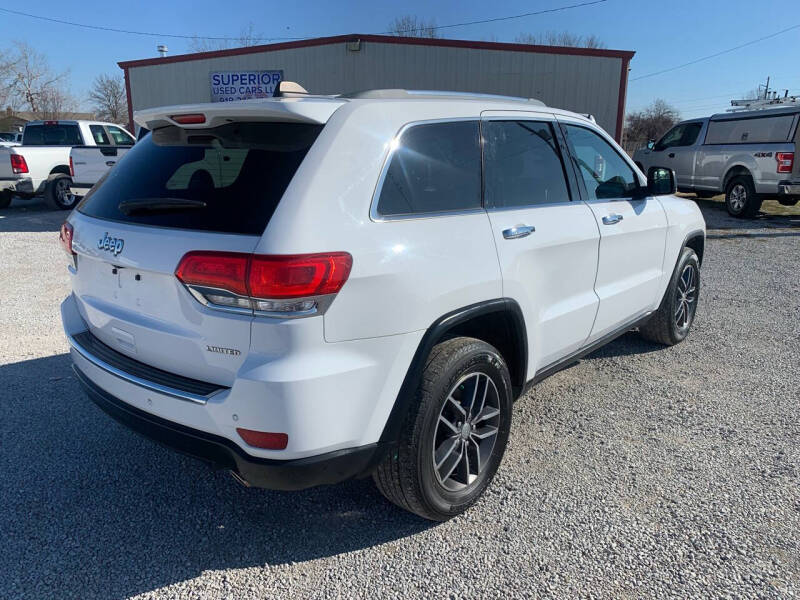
[60,88,705,520]
[0,131,23,146]
[0,120,134,209]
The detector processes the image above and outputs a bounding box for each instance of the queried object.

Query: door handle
[502,224,535,239]
[668,152,675,158]
[602,214,623,225]
[105,161,116,167]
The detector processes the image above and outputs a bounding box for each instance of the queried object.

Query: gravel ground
[0,197,798,599]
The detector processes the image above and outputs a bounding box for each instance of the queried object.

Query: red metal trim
[117,33,635,69]
[123,67,133,132]
[614,56,630,143]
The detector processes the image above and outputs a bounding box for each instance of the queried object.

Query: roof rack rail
[339,89,545,106]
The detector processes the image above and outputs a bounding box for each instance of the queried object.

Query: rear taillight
[236,428,289,450]
[776,152,794,173]
[69,155,74,177]
[175,251,352,317]
[10,154,28,174]
[59,222,75,257]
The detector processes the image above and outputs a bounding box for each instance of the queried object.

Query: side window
[563,124,639,201]
[483,120,571,208]
[107,125,135,146]
[90,125,110,146]
[654,124,685,151]
[681,122,703,146]
[376,121,481,217]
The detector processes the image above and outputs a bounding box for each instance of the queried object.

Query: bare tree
[387,15,439,38]
[4,41,72,116]
[36,87,78,120]
[89,74,128,124]
[189,23,263,53]
[0,47,17,109]
[515,31,606,48]
[624,99,681,148]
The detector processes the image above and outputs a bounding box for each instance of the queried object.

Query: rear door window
[23,123,83,146]
[483,120,571,208]
[77,121,322,235]
[90,125,111,146]
[375,121,481,217]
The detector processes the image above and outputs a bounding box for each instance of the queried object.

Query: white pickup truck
[0,120,134,209]
[70,143,134,199]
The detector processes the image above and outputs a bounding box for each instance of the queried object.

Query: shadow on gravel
[694,198,800,230]
[0,198,66,233]
[584,331,664,360]
[0,354,433,599]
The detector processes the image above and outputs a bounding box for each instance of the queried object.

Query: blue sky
[2,0,799,120]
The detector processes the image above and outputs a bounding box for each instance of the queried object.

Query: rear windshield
[23,123,83,145]
[77,122,322,235]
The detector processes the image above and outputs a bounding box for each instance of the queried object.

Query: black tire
[373,336,513,521]
[725,175,761,218]
[0,191,11,209]
[639,247,700,346]
[45,174,77,210]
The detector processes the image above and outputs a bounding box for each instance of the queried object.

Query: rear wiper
[118,198,207,215]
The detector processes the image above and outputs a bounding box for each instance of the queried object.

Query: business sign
[210,70,283,102]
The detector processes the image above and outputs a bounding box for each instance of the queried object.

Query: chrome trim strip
[67,333,214,405]
[182,284,336,319]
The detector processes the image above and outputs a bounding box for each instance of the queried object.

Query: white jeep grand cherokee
[60,89,705,520]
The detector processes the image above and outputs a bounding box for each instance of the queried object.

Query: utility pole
[763,76,770,99]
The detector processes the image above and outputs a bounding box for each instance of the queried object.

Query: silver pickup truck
[634,106,800,217]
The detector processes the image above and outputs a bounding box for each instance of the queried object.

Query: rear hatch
[69,101,341,385]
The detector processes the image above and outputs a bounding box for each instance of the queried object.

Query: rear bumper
[73,365,388,490]
[777,180,800,196]
[0,177,33,195]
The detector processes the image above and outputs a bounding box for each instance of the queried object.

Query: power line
[0,1,609,44]
[631,23,800,82]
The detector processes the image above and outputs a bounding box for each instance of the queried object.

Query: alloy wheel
[432,372,500,492]
[675,263,697,329]
[728,183,746,213]
[56,178,73,207]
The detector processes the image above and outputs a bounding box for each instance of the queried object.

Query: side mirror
[646,139,655,150]
[647,167,676,196]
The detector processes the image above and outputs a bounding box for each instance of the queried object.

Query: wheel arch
[49,165,71,177]
[684,231,705,267]
[378,298,528,444]
[722,164,752,191]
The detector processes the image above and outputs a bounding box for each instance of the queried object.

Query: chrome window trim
[67,333,219,405]
[369,117,482,223]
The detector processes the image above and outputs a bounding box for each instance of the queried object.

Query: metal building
[119,34,634,140]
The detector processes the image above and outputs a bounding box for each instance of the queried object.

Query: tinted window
[78,122,322,235]
[564,125,638,200]
[23,124,82,146]
[705,114,796,144]
[376,121,481,217]
[90,125,110,146]
[484,120,570,208]
[682,122,703,146]
[107,125,135,145]
[654,125,685,151]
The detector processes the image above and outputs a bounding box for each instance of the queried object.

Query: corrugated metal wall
[127,40,625,136]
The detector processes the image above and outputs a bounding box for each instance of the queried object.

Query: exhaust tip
[229,471,252,488]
